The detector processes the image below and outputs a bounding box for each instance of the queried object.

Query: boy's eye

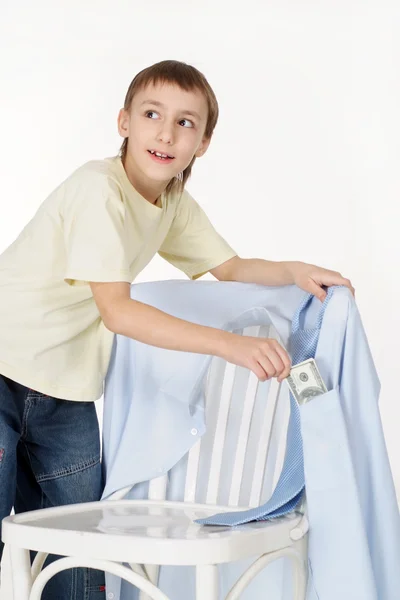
[179,119,194,128]
[145,111,194,128]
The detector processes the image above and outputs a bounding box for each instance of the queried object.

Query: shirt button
[191,428,198,436]
[107,594,115,600]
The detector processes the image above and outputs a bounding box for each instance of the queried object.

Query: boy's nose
[157,126,174,145]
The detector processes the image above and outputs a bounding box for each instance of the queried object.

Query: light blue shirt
[102,280,400,600]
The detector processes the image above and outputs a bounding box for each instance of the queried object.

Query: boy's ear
[195,136,212,158]
[117,108,130,138]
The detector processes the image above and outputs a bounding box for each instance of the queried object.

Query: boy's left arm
[210,256,355,302]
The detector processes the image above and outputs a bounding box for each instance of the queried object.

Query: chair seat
[2,500,303,566]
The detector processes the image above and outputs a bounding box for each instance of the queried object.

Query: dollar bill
[285,358,328,404]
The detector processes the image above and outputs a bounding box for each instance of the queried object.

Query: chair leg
[9,547,32,599]
[139,564,160,600]
[292,537,308,600]
[0,544,13,600]
[196,565,218,600]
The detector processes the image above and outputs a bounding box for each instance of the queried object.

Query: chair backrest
[145,324,291,509]
[107,324,293,600]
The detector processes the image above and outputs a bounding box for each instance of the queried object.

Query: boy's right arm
[89,281,291,383]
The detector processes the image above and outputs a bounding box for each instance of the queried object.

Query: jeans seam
[21,398,32,440]
[71,565,76,600]
[26,391,46,399]
[35,456,100,483]
[18,442,48,509]
[40,486,45,509]
[84,567,89,600]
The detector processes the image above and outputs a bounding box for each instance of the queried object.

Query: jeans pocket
[38,458,103,506]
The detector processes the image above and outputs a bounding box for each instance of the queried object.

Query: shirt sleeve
[158,190,237,279]
[63,170,132,286]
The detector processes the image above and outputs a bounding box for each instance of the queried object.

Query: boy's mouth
[148,149,175,160]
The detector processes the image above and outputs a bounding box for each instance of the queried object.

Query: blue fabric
[102,280,400,600]
[102,282,305,499]
[196,287,335,526]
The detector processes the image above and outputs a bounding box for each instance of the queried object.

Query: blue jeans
[0,374,106,599]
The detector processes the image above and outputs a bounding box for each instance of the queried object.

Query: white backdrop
[1,1,399,493]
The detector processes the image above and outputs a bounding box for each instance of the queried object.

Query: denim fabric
[0,374,105,599]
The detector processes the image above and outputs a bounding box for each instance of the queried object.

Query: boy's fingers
[257,354,277,379]
[272,342,291,381]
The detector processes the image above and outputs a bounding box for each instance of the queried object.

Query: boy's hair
[119,60,219,196]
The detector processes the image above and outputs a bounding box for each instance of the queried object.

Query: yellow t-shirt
[0,156,237,401]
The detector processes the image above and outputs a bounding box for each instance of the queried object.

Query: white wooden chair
[1,325,309,600]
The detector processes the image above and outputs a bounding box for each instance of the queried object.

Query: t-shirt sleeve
[63,170,132,286]
[158,190,237,279]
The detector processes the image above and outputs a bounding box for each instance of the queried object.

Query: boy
[0,60,353,599]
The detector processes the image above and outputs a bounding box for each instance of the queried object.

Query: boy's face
[118,82,211,186]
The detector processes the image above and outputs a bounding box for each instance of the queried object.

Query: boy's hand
[287,261,355,302]
[219,334,291,383]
